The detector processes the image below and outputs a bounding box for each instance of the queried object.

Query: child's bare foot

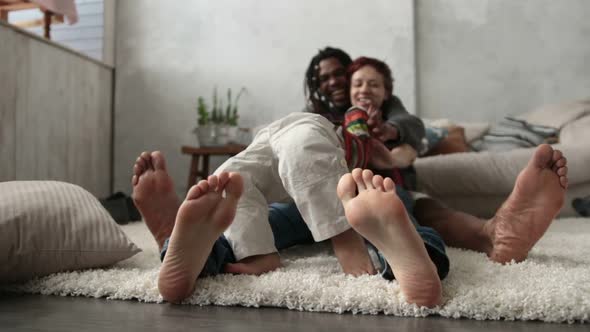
[131,151,180,250]
[158,172,243,303]
[485,144,568,263]
[330,228,376,276]
[337,169,442,307]
[223,253,282,275]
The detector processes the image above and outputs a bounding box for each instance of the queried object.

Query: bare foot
[158,172,243,303]
[337,169,442,307]
[132,151,180,250]
[223,253,282,275]
[485,144,568,263]
[330,228,376,276]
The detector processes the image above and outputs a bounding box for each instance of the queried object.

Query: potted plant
[193,96,217,146]
[194,86,246,146]
[225,87,245,143]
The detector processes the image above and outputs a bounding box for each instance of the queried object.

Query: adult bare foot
[485,144,568,263]
[337,169,442,307]
[158,172,243,303]
[132,151,180,250]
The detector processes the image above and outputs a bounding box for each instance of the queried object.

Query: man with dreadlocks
[303,47,422,175]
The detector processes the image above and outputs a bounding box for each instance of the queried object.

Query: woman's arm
[381,95,425,150]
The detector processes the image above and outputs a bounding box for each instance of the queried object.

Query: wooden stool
[181,144,247,190]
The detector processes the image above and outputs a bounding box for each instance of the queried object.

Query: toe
[337,173,357,203]
[372,175,384,191]
[151,151,167,170]
[207,175,219,191]
[135,156,148,174]
[216,172,230,191]
[560,176,568,189]
[133,163,143,176]
[554,156,567,169]
[532,144,553,169]
[552,149,563,163]
[351,169,366,191]
[557,166,568,177]
[131,174,138,186]
[186,180,208,200]
[139,151,151,164]
[383,177,395,192]
[362,169,375,189]
[224,172,244,201]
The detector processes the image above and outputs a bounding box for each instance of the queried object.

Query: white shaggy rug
[5,218,590,323]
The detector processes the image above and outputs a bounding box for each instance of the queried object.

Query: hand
[368,139,418,169]
[367,138,397,169]
[372,122,399,142]
[366,105,382,129]
[365,106,399,142]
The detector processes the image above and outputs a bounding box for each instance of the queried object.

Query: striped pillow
[0,181,140,283]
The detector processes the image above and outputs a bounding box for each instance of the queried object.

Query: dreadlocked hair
[304,47,352,114]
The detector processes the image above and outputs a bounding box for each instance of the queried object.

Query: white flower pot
[194,125,217,146]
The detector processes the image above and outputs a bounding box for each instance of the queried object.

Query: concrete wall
[416,0,590,122]
[113,0,590,196]
[113,0,415,195]
[0,21,113,198]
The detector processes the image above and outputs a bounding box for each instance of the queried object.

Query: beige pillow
[0,181,141,283]
[517,99,590,129]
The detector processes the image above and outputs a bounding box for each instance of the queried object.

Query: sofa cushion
[424,125,470,156]
[517,99,590,129]
[0,181,140,283]
[559,114,590,146]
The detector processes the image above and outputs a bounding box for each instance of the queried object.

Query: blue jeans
[160,202,315,277]
[161,186,449,280]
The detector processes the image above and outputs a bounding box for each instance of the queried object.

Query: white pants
[215,113,351,260]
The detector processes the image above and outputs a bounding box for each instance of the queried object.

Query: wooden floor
[0,293,586,331]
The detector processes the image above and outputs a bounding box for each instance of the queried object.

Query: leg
[273,119,374,275]
[220,172,283,276]
[158,172,243,303]
[132,151,180,250]
[414,198,492,254]
[337,169,442,307]
[414,144,568,263]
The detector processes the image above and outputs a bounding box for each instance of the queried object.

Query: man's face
[317,57,348,108]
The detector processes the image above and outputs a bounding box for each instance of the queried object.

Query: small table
[181,144,247,190]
